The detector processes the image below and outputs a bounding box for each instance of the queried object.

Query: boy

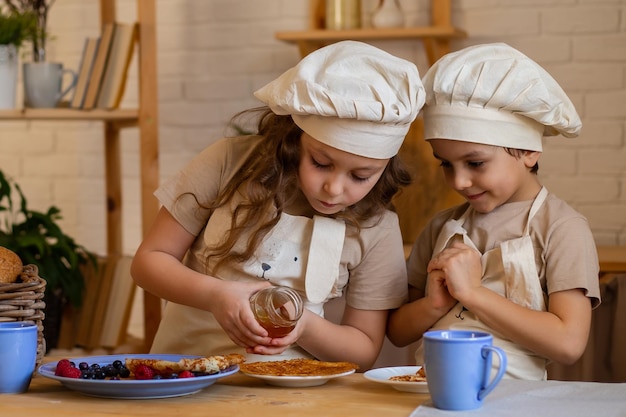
[387,43,601,380]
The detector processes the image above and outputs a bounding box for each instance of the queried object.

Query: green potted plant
[2,0,53,62]
[0,7,35,108]
[0,7,34,46]
[0,169,96,349]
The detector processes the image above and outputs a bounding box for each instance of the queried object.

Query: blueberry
[102,364,117,377]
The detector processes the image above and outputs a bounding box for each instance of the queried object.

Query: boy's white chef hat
[422,43,581,152]
[254,41,425,159]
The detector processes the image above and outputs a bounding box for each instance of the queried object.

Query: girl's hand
[427,241,482,302]
[209,280,274,349]
[246,308,310,355]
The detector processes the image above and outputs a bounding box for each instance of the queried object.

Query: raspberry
[55,359,73,376]
[133,364,155,380]
[59,367,82,379]
[178,370,194,379]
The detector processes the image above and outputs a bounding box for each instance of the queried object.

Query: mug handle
[477,345,507,401]
[59,68,78,100]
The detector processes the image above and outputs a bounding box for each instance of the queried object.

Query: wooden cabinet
[276,0,466,244]
[0,0,161,350]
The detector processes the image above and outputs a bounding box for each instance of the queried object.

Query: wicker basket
[0,265,46,368]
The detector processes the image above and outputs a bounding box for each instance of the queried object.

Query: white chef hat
[254,41,425,159]
[422,43,581,152]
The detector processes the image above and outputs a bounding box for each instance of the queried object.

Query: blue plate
[38,354,239,399]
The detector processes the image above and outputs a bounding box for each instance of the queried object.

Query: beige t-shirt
[151,135,408,356]
[407,193,601,308]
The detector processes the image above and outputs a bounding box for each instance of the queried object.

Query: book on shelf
[82,22,116,110]
[96,22,138,110]
[74,255,108,348]
[70,37,100,109]
[74,254,136,349]
[99,255,136,349]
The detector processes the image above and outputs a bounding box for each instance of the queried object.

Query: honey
[250,286,303,338]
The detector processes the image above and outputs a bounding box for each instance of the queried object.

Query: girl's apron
[151,201,346,361]
[415,187,549,380]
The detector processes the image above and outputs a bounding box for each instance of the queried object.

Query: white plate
[239,368,356,387]
[364,366,429,393]
[38,354,239,399]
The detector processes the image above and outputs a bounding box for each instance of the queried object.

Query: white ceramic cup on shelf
[23,62,77,108]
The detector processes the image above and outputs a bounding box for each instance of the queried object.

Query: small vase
[371,0,404,28]
[326,0,361,30]
[0,44,18,109]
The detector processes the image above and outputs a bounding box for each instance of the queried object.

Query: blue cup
[423,330,507,410]
[0,322,38,394]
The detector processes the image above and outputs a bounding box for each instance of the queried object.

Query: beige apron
[415,187,549,380]
[151,201,346,361]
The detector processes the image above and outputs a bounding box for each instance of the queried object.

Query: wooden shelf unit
[276,0,466,62]
[276,0,467,245]
[0,0,161,351]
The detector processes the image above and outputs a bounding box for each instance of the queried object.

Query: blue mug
[423,330,507,410]
[0,322,38,394]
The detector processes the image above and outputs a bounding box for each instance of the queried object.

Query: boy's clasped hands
[427,241,483,310]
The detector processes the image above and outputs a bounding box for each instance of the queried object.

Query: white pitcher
[0,45,18,109]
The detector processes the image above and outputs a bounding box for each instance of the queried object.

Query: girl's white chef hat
[254,40,425,159]
[422,43,581,152]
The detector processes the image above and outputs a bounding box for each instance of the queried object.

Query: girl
[131,41,425,370]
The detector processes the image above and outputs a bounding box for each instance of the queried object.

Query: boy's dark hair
[505,148,539,173]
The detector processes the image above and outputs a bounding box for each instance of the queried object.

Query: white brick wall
[1,0,625,257]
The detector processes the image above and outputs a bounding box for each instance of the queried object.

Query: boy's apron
[151,204,346,361]
[415,187,549,380]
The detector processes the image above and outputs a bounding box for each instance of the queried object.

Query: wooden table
[4,368,428,417]
[597,245,626,274]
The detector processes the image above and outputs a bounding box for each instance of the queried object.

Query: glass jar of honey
[250,286,304,338]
